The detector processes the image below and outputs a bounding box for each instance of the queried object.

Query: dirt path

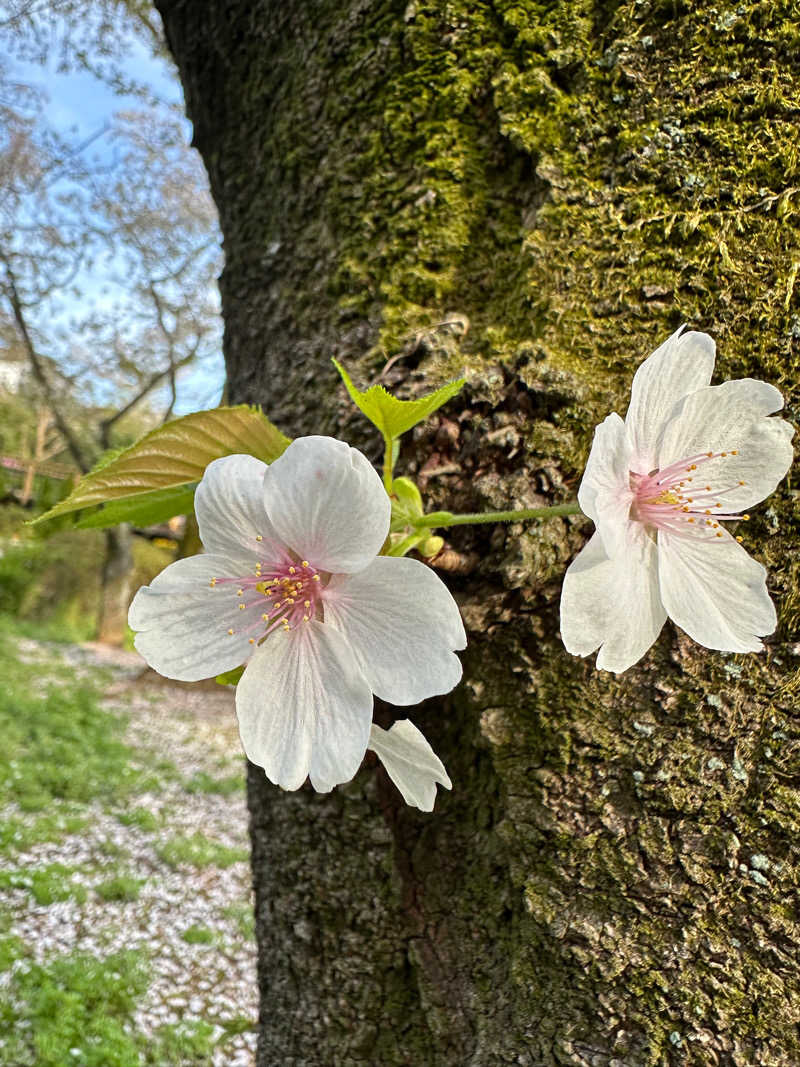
[1,637,258,1066]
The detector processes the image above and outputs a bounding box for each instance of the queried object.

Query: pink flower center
[210,548,325,645]
[630,449,749,540]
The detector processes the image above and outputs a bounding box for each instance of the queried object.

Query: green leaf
[74,485,197,530]
[333,360,465,441]
[32,406,290,525]
[390,476,425,532]
[215,666,244,687]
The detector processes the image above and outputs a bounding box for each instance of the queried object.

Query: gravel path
[1,638,258,1066]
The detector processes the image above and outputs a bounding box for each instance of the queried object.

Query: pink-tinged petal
[625,328,716,471]
[323,556,465,705]
[658,530,776,653]
[655,379,795,512]
[262,436,390,575]
[128,553,264,681]
[368,721,452,812]
[235,620,373,791]
[195,454,286,565]
[560,530,666,673]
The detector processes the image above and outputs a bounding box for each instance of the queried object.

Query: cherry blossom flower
[560,327,795,673]
[129,436,465,800]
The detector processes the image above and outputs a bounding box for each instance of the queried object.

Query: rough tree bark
[156,1,799,1063]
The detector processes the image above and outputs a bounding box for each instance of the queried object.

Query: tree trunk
[97,524,134,645]
[156,1,800,1063]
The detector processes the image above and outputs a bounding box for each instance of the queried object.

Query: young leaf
[333,360,465,440]
[33,407,289,525]
[74,485,197,530]
[216,666,245,686]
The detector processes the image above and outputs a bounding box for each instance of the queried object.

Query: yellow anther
[302,615,309,622]
[227,628,234,635]
[738,480,746,486]
[301,561,309,568]
[687,498,693,503]
[731,449,738,455]
[706,520,713,526]
[721,451,727,457]
[304,600,311,608]
[681,506,689,512]
[312,574,321,582]
[289,566,296,574]
[255,535,263,542]
[239,603,246,611]
[209,579,216,588]
[704,509,711,515]
[715,531,723,537]
[687,477,693,482]
[736,535,743,542]
[687,517,695,523]
[715,503,722,508]
[743,514,750,520]
[689,464,697,471]
[249,638,255,644]
[237,588,243,596]
[262,613,269,621]
[706,451,713,457]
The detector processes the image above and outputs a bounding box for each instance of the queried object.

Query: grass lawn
[0,616,257,1067]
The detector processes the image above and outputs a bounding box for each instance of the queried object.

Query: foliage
[34,405,289,527]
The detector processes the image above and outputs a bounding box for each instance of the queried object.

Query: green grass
[94,874,146,902]
[0,949,149,1067]
[181,924,217,946]
[144,1020,217,1065]
[0,808,89,856]
[222,901,255,940]
[156,833,248,870]
[116,807,161,833]
[0,863,88,906]
[183,769,244,795]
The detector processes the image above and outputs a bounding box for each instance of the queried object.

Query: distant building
[0,348,27,394]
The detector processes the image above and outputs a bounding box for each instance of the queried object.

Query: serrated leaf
[74,485,197,530]
[33,406,290,525]
[333,360,465,440]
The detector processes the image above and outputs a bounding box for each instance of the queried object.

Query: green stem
[416,502,581,528]
[382,433,394,494]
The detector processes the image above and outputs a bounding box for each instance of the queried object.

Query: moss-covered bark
[157,0,799,1062]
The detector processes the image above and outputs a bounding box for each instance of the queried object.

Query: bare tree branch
[0,245,90,472]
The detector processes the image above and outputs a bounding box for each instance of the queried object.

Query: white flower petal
[262,436,390,574]
[658,530,776,653]
[625,328,716,471]
[560,529,667,673]
[578,412,631,518]
[128,553,263,681]
[323,556,465,705]
[235,620,373,791]
[368,721,452,812]
[195,454,286,564]
[655,379,795,511]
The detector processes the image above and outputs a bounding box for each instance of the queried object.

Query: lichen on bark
[157,0,799,1062]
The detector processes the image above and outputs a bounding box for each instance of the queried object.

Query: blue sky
[4,32,225,416]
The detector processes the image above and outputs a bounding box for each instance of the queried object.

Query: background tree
[165,0,800,1063]
[0,35,222,640]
